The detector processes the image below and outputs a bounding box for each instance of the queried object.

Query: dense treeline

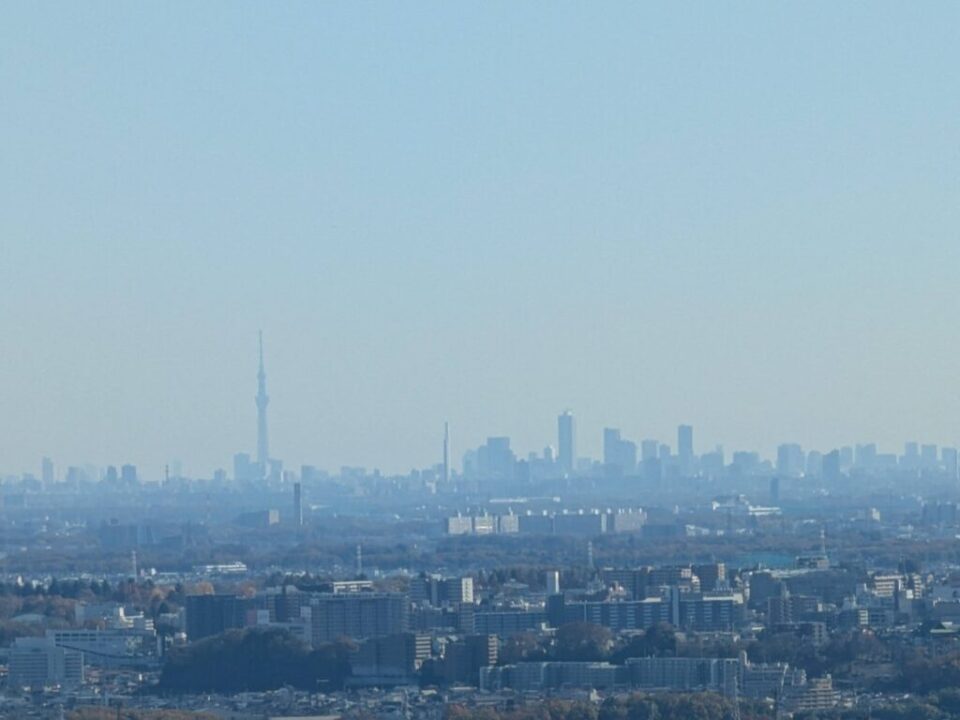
[157,628,352,692]
[445,693,773,720]
[0,577,184,612]
[13,522,960,577]
[0,578,113,598]
[887,650,960,695]
[445,693,960,720]
[70,710,217,720]
[792,689,960,719]
[0,577,186,646]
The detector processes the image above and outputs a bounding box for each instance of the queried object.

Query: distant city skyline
[14,338,960,481]
[5,5,960,717]
[3,3,960,475]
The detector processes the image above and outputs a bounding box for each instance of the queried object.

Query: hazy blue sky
[2,2,959,477]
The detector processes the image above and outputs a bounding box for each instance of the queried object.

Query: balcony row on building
[480,654,837,713]
[445,508,646,536]
[348,633,498,687]
[548,588,744,634]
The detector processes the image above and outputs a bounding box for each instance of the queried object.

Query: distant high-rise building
[442,634,498,684]
[620,440,637,474]
[8,637,84,690]
[603,428,637,476]
[943,447,958,481]
[776,444,804,477]
[641,440,659,462]
[921,444,938,469]
[443,422,450,484]
[855,443,877,470]
[65,466,87,486]
[256,331,270,477]
[558,411,575,475]
[769,476,780,504]
[41,457,54,487]
[677,425,693,467]
[234,453,264,483]
[603,428,621,466]
[293,482,303,528]
[839,446,854,470]
[477,437,515,480]
[267,458,283,484]
[120,464,138,485]
[902,442,919,469]
[462,449,479,479]
[186,594,246,641]
[301,465,322,483]
[310,592,409,644]
[823,450,841,482]
[410,574,473,606]
[700,446,724,478]
[731,451,759,475]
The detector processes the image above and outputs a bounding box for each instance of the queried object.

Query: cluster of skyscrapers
[22,337,960,488]
[461,415,702,483]
[459,409,960,484]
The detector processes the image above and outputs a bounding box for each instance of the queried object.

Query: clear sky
[2,2,959,478]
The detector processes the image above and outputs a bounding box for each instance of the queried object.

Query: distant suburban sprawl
[0,338,959,719]
[5,1,960,717]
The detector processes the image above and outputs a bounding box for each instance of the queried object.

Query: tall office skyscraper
[256,331,270,474]
[943,447,958,481]
[41,457,54,487]
[823,449,841,482]
[776,443,805,477]
[902,442,919,469]
[293,482,303,528]
[478,437,515,480]
[558,411,575,475]
[603,428,622,466]
[640,439,659,462]
[603,428,637,476]
[442,422,450,484]
[678,425,693,464]
[120,464,138,485]
[855,443,877,470]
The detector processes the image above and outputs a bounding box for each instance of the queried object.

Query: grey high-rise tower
[293,482,303,528]
[678,425,693,466]
[256,331,270,473]
[558,410,575,475]
[442,422,450,485]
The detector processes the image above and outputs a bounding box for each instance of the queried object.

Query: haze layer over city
[2,3,960,720]
[4,3,960,477]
